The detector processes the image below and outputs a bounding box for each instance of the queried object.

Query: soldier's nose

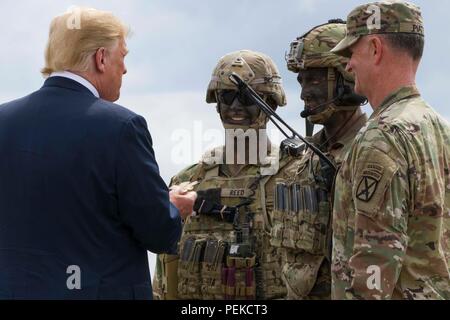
[301,90,311,103]
[230,99,243,111]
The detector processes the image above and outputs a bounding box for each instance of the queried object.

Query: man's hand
[169,182,198,220]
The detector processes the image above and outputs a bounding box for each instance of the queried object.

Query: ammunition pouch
[270,180,330,255]
[223,254,256,300]
[270,181,293,248]
[177,234,259,300]
[177,236,206,299]
[296,185,330,254]
[201,238,228,299]
[175,163,289,300]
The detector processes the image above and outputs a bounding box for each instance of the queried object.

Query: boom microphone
[300,96,341,118]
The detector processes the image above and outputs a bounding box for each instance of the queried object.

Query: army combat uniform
[331,1,450,300]
[273,21,368,299]
[332,86,450,300]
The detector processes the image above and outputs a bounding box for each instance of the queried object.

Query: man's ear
[370,36,383,66]
[94,47,107,73]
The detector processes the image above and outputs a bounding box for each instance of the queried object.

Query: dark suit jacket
[0,77,181,299]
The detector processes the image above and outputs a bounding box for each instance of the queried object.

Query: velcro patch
[356,163,384,202]
[353,151,399,217]
[221,188,251,198]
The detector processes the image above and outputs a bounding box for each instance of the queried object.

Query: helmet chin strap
[300,68,358,122]
[327,67,336,103]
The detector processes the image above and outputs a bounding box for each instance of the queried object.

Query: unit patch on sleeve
[356,163,384,203]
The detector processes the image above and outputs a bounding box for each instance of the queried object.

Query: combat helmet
[286,20,366,124]
[206,50,287,129]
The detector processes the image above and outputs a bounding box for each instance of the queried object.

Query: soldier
[271,20,367,299]
[330,1,450,299]
[153,50,297,300]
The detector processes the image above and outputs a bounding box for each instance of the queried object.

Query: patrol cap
[332,1,424,57]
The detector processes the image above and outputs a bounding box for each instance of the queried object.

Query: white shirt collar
[49,71,100,98]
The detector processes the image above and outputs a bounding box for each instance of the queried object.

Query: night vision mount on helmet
[286,20,366,128]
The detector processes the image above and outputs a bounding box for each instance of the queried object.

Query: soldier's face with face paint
[298,68,330,114]
[216,90,261,127]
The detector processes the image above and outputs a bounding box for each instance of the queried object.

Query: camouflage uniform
[272,21,367,299]
[331,2,450,299]
[279,117,366,299]
[153,50,297,300]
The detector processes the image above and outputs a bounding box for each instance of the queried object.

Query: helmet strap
[327,68,336,102]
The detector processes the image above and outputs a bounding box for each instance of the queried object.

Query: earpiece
[334,73,367,106]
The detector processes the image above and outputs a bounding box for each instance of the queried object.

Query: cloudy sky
[1,0,447,277]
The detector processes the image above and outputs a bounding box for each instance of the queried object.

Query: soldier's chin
[223,119,251,127]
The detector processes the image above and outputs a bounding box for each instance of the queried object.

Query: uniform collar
[313,113,368,151]
[371,85,421,119]
[332,113,368,149]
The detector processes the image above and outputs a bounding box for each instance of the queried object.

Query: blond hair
[41,7,129,77]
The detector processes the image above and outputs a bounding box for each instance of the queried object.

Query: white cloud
[298,0,321,13]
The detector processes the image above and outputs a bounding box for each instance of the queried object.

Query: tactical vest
[270,122,365,258]
[176,159,291,300]
[270,150,332,255]
[269,148,334,299]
